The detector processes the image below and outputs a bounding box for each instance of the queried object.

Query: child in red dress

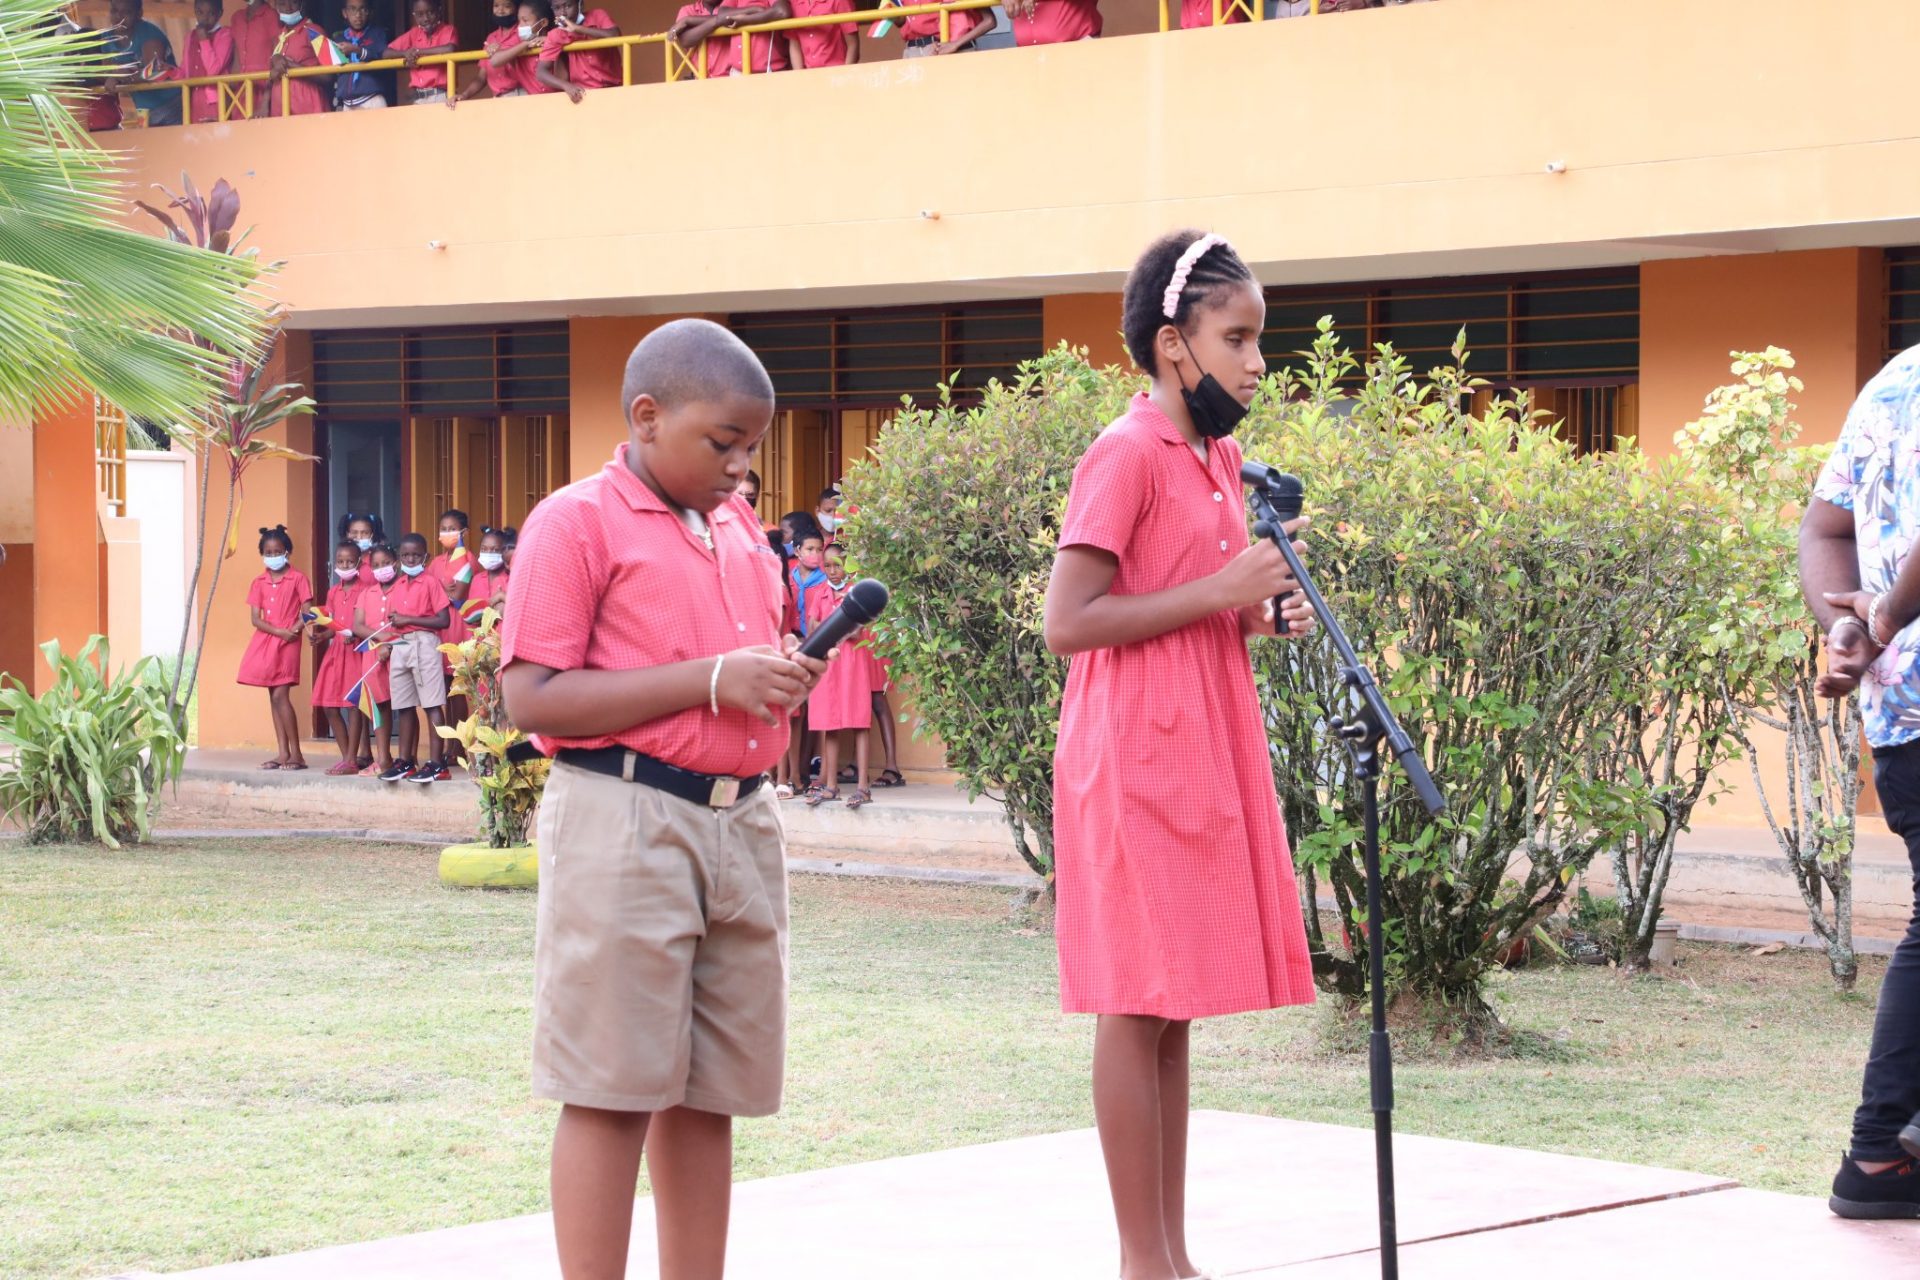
[238,524,314,771]
[311,540,370,775]
[468,524,514,619]
[1043,230,1319,1280]
[804,545,882,808]
[428,508,474,754]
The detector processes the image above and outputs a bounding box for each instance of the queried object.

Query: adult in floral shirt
[1803,342,1920,1219]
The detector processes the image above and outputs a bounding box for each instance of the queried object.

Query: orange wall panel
[0,544,36,687]
[1639,249,1880,454]
[1043,293,1130,371]
[31,404,103,694]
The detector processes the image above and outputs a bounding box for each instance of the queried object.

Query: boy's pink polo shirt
[501,443,789,778]
[389,22,460,90]
[787,0,854,67]
[898,3,987,42]
[1011,0,1100,46]
[386,572,451,633]
[539,10,621,88]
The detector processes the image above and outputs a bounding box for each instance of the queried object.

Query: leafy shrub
[1679,350,1860,990]
[838,347,1133,878]
[439,611,548,849]
[0,637,187,847]
[1240,326,1739,1019]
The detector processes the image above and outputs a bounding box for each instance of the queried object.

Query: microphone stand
[1248,480,1446,1280]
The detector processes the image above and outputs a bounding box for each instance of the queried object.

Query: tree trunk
[168,440,216,715]
[182,471,240,712]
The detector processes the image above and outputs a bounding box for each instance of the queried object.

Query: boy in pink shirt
[535,0,620,101]
[265,0,332,115]
[227,0,279,115]
[668,0,736,78]
[784,0,856,68]
[388,0,460,103]
[167,0,235,122]
[1004,0,1100,46]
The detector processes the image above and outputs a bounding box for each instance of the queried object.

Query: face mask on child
[439,531,462,549]
[478,552,505,572]
[372,565,397,584]
[818,513,841,533]
[401,562,426,578]
[355,537,374,552]
[516,21,533,36]
[277,10,302,24]
[336,566,359,581]
[799,550,824,570]
[263,554,289,571]
[494,10,514,26]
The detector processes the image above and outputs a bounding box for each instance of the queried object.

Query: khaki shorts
[532,761,789,1116]
[387,630,446,711]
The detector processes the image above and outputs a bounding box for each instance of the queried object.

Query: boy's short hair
[817,487,840,505]
[397,532,429,553]
[621,319,775,414]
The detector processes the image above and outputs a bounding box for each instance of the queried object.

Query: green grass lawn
[0,839,1885,1279]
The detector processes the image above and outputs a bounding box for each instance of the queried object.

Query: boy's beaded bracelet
[709,654,726,716]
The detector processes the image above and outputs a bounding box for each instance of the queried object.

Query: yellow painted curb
[439,842,538,889]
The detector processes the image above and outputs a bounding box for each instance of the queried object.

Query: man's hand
[1817,617,1881,699]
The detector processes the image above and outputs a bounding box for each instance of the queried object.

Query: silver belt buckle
[708,776,742,808]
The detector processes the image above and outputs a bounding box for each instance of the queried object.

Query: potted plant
[436,610,547,888]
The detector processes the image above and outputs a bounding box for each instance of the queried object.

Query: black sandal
[845,788,872,810]
[805,786,839,807]
[876,768,905,787]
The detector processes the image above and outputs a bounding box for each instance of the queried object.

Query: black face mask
[1177,334,1250,440]
[493,11,515,26]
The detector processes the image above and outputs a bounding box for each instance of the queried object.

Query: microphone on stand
[1241,462,1304,635]
[797,579,890,662]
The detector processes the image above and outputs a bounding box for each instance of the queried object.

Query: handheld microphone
[1242,463,1304,634]
[797,578,890,662]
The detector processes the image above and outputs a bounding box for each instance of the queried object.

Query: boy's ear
[628,392,661,441]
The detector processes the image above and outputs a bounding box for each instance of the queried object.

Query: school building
[4,0,1918,831]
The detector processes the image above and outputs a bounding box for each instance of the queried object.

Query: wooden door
[408,415,498,535]
[499,413,570,530]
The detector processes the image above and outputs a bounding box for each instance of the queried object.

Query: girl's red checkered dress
[1052,395,1317,1019]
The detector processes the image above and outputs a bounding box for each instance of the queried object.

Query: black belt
[905,34,938,45]
[557,746,765,809]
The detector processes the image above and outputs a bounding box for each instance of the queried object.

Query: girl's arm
[250,604,292,640]
[1043,519,1309,658]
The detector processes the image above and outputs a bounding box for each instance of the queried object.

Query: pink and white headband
[1162,233,1231,319]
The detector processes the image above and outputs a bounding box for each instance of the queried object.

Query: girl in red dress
[311,540,369,775]
[1043,230,1320,1280]
[805,545,883,808]
[238,524,315,771]
[467,524,514,620]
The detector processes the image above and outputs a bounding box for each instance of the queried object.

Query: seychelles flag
[344,670,384,730]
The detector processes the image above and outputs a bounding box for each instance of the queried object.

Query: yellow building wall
[106,0,1920,328]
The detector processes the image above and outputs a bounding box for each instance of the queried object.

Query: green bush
[0,637,187,847]
[1239,326,1739,1019]
[838,347,1133,878]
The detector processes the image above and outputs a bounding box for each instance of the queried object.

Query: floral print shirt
[1815,344,1920,748]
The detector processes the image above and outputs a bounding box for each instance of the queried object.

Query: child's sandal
[775,783,795,800]
[804,786,838,807]
[876,768,905,788]
[845,788,872,810]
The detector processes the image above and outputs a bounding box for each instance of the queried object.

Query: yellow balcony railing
[115,0,1343,120]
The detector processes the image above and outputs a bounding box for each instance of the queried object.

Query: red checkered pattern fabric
[1052,393,1317,1019]
[502,444,788,776]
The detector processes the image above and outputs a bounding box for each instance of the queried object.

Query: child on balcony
[388,0,459,104]
[265,0,335,116]
[174,0,236,123]
[535,0,620,102]
[893,0,990,57]
[238,524,314,771]
[228,0,280,117]
[312,540,371,775]
[785,0,857,68]
[332,0,393,109]
[461,0,546,100]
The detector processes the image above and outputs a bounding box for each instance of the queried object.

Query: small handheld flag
[354,622,395,654]
[345,671,384,731]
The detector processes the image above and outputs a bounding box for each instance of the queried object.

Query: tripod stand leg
[1362,770,1399,1280]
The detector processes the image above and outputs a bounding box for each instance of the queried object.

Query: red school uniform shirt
[1012,0,1101,46]
[387,570,452,634]
[898,2,987,42]
[389,22,460,92]
[237,568,314,688]
[467,567,509,616]
[171,27,236,122]
[787,0,855,67]
[1050,394,1315,1021]
[539,11,620,89]
[673,0,735,78]
[426,550,472,651]
[267,20,334,115]
[501,442,788,778]
[480,26,535,94]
